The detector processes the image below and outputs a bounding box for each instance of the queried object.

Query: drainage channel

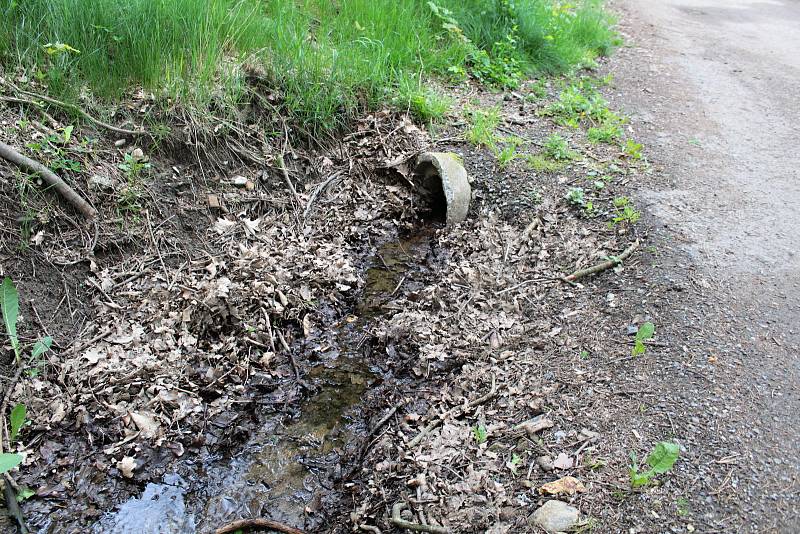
[92,151,469,533]
[93,227,438,534]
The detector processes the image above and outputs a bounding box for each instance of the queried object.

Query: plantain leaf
[31,337,52,359]
[0,453,22,474]
[10,403,26,442]
[1,278,20,358]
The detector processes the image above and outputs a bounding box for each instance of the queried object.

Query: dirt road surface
[614,0,800,531]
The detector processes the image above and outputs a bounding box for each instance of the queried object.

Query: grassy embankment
[0,0,616,132]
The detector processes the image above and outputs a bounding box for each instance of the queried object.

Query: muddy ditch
[1,74,673,534]
[92,221,444,534]
[0,107,458,532]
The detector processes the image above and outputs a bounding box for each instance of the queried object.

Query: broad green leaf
[16,487,34,502]
[629,468,650,488]
[636,322,655,342]
[42,42,80,55]
[0,453,22,474]
[63,125,74,144]
[10,403,26,442]
[31,337,52,359]
[632,340,645,356]
[1,278,20,357]
[646,441,680,475]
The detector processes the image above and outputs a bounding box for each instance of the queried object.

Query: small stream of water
[94,227,436,533]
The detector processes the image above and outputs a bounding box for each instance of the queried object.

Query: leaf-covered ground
[0,39,747,533]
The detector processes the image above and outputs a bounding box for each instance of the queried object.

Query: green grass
[525,154,565,172]
[464,106,502,148]
[0,0,617,131]
[438,0,618,72]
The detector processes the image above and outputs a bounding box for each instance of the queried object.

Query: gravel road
[613,0,800,531]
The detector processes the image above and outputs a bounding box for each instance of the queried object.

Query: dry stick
[0,141,96,219]
[277,154,302,207]
[407,375,497,448]
[390,503,449,534]
[303,170,343,220]
[15,90,146,137]
[563,239,640,283]
[213,518,306,534]
[275,328,302,382]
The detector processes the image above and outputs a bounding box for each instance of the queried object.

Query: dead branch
[563,239,640,282]
[213,518,306,534]
[0,141,97,219]
[10,89,145,137]
[390,503,449,534]
[407,374,497,448]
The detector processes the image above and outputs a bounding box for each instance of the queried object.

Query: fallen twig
[408,374,497,448]
[213,518,306,534]
[0,141,96,219]
[276,328,302,383]
[390,502,449,534]
[563,240,639,283]
[277,154,303,208]
[303,170,343,220]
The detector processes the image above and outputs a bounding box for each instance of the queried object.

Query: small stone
[530,500,580,533]
[89,174,113,190]
[114,139,126,147]
[516,415,553,438]
[537,455,554,472]
[207,194,221,209]
[245,180,255,191]
[131,147,145,161]
[231,175,248,187]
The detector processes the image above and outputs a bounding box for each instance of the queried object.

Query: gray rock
[537,455,554,472]
[414,152,471,225]
[231,175,248,187]
[530,500,580,533]
[89,174,113,190]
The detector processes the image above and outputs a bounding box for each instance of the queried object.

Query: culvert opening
[414,160,448,222]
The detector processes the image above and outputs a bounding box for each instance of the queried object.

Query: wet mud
[94,225,440,533]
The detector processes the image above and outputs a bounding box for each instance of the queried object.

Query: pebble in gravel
[530,500,580,533]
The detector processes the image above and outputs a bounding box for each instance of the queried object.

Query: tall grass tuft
[0,0,617,130]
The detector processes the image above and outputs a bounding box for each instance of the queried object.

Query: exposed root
[563,239,640,282]
[389,502,449,534]
[3,476,28,534]
[0,141,97,219]
[1,86,146,137]
[213,518,306,534]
